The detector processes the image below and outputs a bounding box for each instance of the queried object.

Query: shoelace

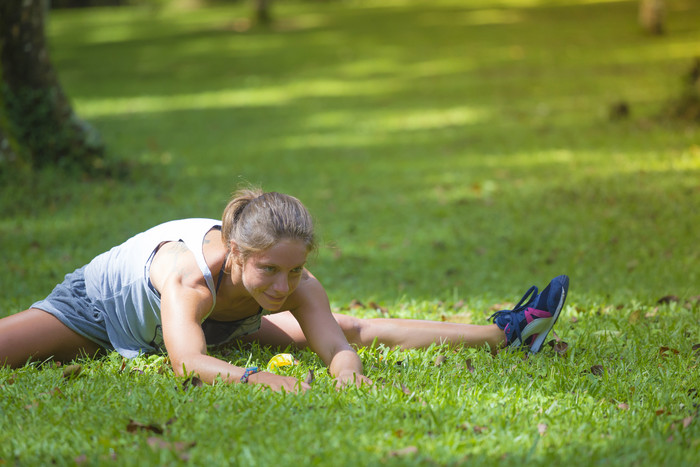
[488,286,539,345]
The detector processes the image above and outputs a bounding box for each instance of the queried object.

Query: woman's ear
[229,242,244,266]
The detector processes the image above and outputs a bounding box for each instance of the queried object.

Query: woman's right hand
[247,371,311,393]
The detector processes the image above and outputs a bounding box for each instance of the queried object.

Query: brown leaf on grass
[683,416,693,428]
[691,344,700,359]
[644,309,658,319]
[570,316,578,323]
[399,383,411,395]
[628,310,642,324]
[181,376,203,391]
[393,429,404,438]
[590,365,605,376]
[126,420,164,435]
[74,454,87,465]
[547,340,569,356]
[304,370,315,385]
[24,401,39,410]
[465,358,475,373]
[618,403,630,410]
[388,446,418,457]
[46,387,65,399]
[473,425,488,434]
[537,423,548,436]
[655,409,669,416]
[349,299,365,310]
[62,364,82,379]
[368,301,388,314]
[659,347,680,357]
[434,355,447,366]
[657,295,679,305]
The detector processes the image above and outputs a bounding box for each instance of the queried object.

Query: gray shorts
[31,266,113,350]
[32,267,263,353]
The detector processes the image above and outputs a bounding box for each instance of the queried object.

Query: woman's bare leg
[241,311,505,351]
[0,308,103,368]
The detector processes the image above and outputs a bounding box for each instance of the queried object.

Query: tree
[639,0,664,35]
[0,0,103,171]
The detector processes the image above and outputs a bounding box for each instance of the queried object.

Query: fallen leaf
[434,355,447,366]
[657,295,679,305]
[465,358,475,373]
[388,446,418,457]
[393,429,404,438]
[618,403,630,410]
[538,423,548,436]
[628,310,641,324]
[181,376,203,391]
[655,409,668,416]
[74,454,87,465]
[659,347,680,357]
[368,301,388,314]
[62,364,82,379]
[590,365,605,376]
[349,299,365,310]
[24,401,39,410]
[399,383,411,395]
[47,387,65,399]
[126,420,164,435]
[473,425,487,434]
[692,344,700,359]
[547,340,568,356]
[570,316,578,323]
[683,416,693,428]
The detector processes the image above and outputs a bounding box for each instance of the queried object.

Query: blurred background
[1,0,698,314]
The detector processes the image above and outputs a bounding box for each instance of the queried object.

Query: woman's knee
[333,313,364,345]
[0,308,101,368]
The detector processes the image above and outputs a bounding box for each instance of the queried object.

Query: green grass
[1,0,700,464]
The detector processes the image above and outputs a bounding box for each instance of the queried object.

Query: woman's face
[240,239,308,311]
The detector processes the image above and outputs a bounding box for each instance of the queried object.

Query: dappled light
[2,1,700,465]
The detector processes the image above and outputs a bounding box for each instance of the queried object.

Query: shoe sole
[528,284,567,353]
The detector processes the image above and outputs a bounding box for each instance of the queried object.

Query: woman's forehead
[252,239,308,265]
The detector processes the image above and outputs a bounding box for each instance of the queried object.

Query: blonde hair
[221,187,316,263]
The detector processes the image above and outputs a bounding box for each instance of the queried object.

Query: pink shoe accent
[524,307,552,323]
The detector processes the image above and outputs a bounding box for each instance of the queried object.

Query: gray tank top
[83,218,221,358]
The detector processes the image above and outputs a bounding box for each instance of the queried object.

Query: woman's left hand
[335,370,373,389]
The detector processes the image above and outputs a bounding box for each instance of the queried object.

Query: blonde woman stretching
[0,189,569,392]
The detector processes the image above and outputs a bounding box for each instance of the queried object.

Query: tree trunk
[0,0,103,171]
[639,0,665,35]
[254,0,273,27]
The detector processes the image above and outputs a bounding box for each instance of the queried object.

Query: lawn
[1,0,699,465]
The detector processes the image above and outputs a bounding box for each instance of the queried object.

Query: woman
[0,188,569,392]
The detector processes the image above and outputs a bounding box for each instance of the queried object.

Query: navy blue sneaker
[489,275,569,353]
